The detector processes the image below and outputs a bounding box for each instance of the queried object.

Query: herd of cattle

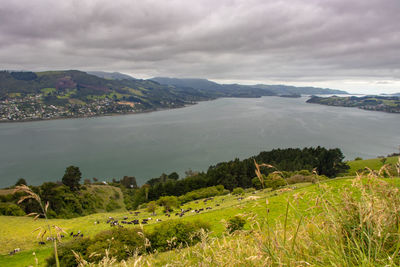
[9,195,255,255]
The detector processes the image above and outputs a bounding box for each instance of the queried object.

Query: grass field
[1,156,399,266]
[0,179,350,266]
[346,156,398,175]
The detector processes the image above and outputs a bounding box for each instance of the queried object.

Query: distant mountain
[0,70,212,110]
[151,77,348,95]
[152,77,223,91]
[151,77,276,98]
[381,92,400,97]
[253,84,348,95]
[87,71,136,81]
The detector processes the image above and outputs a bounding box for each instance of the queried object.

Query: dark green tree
[62,166,82,191]
[168,172,179,180]
[15,178,27,186]
[120,176,138,188]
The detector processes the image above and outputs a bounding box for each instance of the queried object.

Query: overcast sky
[1,0,399,93]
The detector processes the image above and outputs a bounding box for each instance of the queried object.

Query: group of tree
[123,147,349,209]
[1,166,123,218]
[2,147,349,215]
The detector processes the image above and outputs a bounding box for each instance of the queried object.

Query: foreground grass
[0,179,359,266]
[0,181,325,266]
[109,177,400,267]
[1,156,398,266]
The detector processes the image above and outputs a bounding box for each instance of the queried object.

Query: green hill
[152,77,348,96]
[0,156,399,266]
[0,70,211,108]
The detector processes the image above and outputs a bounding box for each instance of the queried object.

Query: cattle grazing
[9,248,20,255]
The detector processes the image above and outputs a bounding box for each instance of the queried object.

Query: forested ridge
[1,147,349,217]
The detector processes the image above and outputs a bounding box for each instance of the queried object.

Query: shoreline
[0,102,199,124]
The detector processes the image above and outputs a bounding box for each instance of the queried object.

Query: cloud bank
[1,0,399,93]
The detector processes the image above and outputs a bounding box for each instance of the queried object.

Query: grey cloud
[0,0,399,92]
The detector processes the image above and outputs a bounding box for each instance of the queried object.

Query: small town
[0,94,137,122]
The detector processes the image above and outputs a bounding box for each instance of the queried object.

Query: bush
[177,185,227,204]
[157,196,179,211]
[0,203,25,216]
[264,174,286,190]
[244,187,256,193]
[47,237,92,267]
[232,187,244,195]
[149,220,210,251]
[226,215,246,233]
[106,199,121,212]
[286,174,316,184]
[86,228,146,262]
[47,228,146,266]
[296,169,312,176]
[252,176,264,190]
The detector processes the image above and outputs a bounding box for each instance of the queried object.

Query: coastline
[0,102,199,124]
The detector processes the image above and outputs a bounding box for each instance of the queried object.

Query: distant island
[307,95,400,113]
[279,93,302,98]
[0,70,347,122]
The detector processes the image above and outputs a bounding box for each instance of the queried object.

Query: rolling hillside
[152,77,348,96]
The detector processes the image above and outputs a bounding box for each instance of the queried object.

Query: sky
[0,0,399,94]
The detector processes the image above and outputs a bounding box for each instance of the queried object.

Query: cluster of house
[0,95,138,121]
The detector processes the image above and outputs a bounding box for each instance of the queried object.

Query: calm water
[1,96,399,188]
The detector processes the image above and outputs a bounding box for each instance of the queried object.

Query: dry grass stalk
[14,185,63,267]
[254,160,278,189]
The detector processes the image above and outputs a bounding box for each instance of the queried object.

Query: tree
[15,178,27,186]
[120,176,138,188]
[264,173,286,190]
[147,201,157,215]
[142,184,150,200]
[168,172,179,180]
[157,196,179,212]
[62,166,82,191]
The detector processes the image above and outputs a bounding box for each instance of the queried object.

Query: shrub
[244,187,256,193]
[177,185,227,204]
[286,174,321,184]
[149,220,210,251]
[0,202,25,216]
[232,187,244,195]
[105,199,121,212]
[221,189,230,195]
[47,228,146,266]
[86,228,146,262]
[47,237,92,267]
[147,201,157,215]
[264,174,286,190]
[226,215,246,233]
[157,196,179,211]
[252,176,264,190]
[296,169,312,176]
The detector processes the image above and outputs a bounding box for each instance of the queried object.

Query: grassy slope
[0,156,398,266]
[346,156,398,175]
[0,180,342,266]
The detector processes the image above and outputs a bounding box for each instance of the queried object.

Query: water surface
[1,96,399,187]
